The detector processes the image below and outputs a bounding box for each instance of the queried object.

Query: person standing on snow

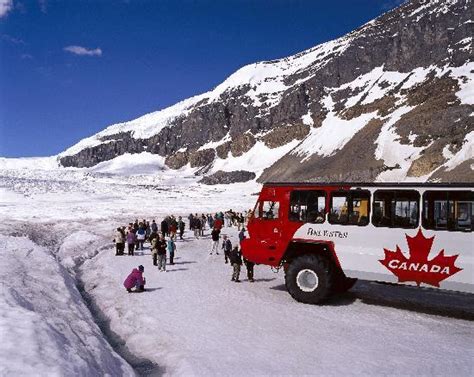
[114,227,125,256]
[167,237,176,265]
[213,214,223,230]
[126,228,136,256]
[222,235,232,264]
[151,236,158,266]
[239,227,254,282]
[123,265,146,292]
[136,226,146,251]
[210,227,221,255]
[177,216,185,240]
[169,217,177,241]
[161,218,169,238]
[229,246,242,282]
[156,234,167,271]
[193,215,201,239]
[188,213,194,231]
[151,219,158,233]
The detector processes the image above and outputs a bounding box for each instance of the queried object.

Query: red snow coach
[241,182,473,304]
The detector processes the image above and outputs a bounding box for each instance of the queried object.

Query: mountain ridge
[58,0,474,183]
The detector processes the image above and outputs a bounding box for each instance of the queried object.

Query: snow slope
[80,227,474,376]
[0,173,472,375]
[0,235,134,376]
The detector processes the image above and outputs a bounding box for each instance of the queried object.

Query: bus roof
[263,182,474,189]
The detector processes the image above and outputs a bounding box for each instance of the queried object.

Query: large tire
[284,254,334,304]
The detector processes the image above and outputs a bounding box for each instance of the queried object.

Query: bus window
[255,201,280,220]
[423,191,473,232]
[372,190,419,228]
[289,190,325,223]
[329,190,370,226]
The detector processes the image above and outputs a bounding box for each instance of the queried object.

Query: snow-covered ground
[0,164,473,376]
[0,234,134,376]
[80,228,474,376]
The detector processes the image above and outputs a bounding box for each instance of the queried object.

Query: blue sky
[0,0,404,157]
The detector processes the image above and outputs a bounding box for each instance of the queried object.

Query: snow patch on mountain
[443,131,474,172]
[89,152,167,176]
[210,140,300,177]
[293,92,377,160]
[375,105,428,181]
[451,62,474,105]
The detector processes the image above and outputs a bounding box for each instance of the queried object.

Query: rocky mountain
[58,0,474,183]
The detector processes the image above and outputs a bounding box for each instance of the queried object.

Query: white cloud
[64,45,103,57]
[0,0,13,18]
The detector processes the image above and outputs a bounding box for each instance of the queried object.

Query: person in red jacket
[123,265,146,292]
[214,215,223,230]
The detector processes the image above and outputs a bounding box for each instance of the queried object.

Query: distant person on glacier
[169,216,178,241]
[127,228,136,256]
[229,246,242,282]
[151,219,158,234]
[124,265,146,292]
[156,234,168,271]
[161,218,169,237]
[193,215,201,239]
[151,235,158,266]
[210,227,220,255]
[114,227,125,256]
[213,214,223,230]
[240,228,254,282]
[136,225,146,251]
[222,235,232,264]
[177,216,185,240]
[167,237,176,265]
[188,213,194,231]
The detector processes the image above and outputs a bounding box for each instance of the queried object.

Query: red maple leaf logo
[379,229,462,287]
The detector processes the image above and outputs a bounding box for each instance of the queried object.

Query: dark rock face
[262,124,310,149]
[189,149,216,168]
[230,134,256,157]
[200,170,256,185]
[59,0,473,182]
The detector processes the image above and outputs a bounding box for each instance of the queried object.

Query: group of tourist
[114,217,185,257]
[122,209,255,292]
[187,210,252,238]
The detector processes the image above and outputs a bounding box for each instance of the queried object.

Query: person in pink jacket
[123,265,146,292]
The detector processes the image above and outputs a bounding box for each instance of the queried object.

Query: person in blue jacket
[167,238,176,265]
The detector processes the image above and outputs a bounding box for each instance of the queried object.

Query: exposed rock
[189,149,216,168]
[430,160,474,182]
[262,124,310,149]
[395,76,472,147]
[259,118,385,182]
[230,134,256,157]
[341,96,398,120]
[407,141,447,177]
[165,151,189,170]
[200,170,256,185]
[216,142,231,159]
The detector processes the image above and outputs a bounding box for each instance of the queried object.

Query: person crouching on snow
[123,265,146,292]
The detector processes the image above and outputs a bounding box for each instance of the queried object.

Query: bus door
[251,196,283,263]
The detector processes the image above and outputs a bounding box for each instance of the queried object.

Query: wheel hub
[296,269,319,292]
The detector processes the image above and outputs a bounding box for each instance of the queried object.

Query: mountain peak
[58,0,474,184]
